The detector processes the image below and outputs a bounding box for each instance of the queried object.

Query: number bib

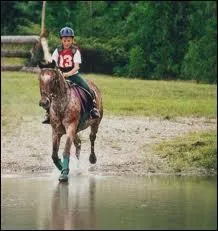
[58,49,74,68]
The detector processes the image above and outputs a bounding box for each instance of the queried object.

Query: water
[1,174,217,230]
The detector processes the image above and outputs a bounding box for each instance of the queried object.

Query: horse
[38,61,103,182]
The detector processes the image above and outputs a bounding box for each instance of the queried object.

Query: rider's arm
[62,63,80,78]
[62,49,81,78]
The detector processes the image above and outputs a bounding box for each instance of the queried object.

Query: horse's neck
[52,82,70,112]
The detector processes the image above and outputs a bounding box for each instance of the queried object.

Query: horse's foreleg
[89,123,99,164]
[59,125,76,182]
[74,134,81,160]
[52,131,63,171]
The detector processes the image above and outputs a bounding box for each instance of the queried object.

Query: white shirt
[51,48,82,74]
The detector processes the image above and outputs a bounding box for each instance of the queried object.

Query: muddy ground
[1,115,216,176]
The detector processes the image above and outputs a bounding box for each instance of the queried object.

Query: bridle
[41,90,52,103]
[39,67,69,110]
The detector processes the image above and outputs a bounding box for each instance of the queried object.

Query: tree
[128,46,146,78]
[181,1,217,83]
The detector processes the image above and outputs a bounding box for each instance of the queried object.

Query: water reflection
[1,175,217,230]
[49,176,97,229]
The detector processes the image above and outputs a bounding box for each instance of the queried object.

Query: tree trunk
[41,1,46,37]
[40,37,52,62]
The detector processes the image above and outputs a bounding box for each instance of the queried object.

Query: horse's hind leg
[74,134,81,160]
[89,122,99,164]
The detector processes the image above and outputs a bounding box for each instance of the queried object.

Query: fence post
[41,1,46,37]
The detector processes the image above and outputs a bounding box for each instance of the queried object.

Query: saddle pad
[67,82,92,130]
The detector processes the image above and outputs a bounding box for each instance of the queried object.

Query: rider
[42,26,100,124]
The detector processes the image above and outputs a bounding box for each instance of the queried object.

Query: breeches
[67,73,91,96]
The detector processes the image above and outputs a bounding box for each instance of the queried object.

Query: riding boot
[90,90,100,119]
[42,109,50,124]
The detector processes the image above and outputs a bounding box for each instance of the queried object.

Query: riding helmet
[59,27,74,38]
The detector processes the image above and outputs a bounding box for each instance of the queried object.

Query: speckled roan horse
[38,61,103,182]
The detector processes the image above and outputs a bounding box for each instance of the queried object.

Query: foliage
[181,2,217,84]
[154,130,217,174]
[128,46,147,78]
[1,1,217,83]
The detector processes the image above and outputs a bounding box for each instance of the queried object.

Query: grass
[1,71,42,131]
[1,72,216,121]
[85,73,216,118]
[153,130,217,174]
[1,57,27,65]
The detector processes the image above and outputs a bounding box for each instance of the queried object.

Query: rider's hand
[62,72,68,78]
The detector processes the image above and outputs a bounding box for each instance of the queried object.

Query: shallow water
[1,174,217,230]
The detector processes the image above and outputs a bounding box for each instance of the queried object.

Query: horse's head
[38,60,64,109]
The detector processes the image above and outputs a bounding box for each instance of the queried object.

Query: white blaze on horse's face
[39,71,55,109]
[41,73,52,83]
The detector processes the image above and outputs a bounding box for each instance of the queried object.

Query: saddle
[66,80,92,130]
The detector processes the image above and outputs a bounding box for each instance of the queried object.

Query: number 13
[59,55,73,67]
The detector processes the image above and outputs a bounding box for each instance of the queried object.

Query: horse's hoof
[59,173,68,182]
[59,175,68,182]
[75,153,80,160]
[89,154,97,164]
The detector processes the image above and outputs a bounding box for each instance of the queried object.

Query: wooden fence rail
[1,65,24,71]
[1,35,40,44]
[1,35,51,72]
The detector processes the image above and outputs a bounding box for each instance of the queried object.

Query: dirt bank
[1,116,216,176]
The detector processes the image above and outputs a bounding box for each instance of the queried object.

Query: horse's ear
[51,60,56,68]
[38,60,56,69]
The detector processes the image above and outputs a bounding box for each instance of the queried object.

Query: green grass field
[153,130,217,174]
[89,74,216,118]
[2,71,216,120]
[1,57,27,66]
